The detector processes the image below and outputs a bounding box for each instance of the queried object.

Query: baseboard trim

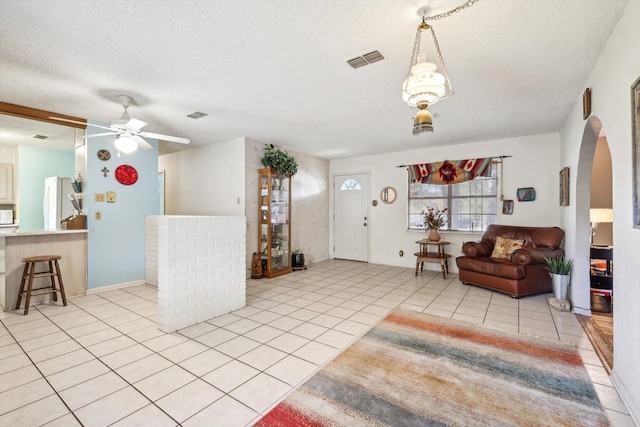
[610,371,640,426]
[85,280,148,295]
[307,257,330,264]
[573,306,592,316]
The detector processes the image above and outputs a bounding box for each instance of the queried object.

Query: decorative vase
[428,228,441,242]
[550,273,570,300]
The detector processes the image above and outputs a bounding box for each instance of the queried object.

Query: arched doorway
[574,116,602,313]
[575,115,614,373]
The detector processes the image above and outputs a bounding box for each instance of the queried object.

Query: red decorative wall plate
[115,165,138,185]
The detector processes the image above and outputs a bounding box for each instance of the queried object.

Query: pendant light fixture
[402,0,480,135]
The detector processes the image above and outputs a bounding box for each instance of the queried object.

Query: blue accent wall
[85,122,159,289]
[17,145,75,229]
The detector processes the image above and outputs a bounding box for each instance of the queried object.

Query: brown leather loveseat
[455,224,565,298]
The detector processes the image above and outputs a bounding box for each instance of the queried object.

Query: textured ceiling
[0,0,628,158]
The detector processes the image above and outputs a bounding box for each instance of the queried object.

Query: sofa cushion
[490,236,525,259]
[456,256,526,280]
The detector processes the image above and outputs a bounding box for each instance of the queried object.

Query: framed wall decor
[559,167,570,206]
[632,76,640,228]
[583,87,591,120]
[502,199,514,215]
[380,186,397,204]
[516,187,536,202]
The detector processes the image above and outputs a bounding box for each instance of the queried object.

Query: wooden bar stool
[15,255,67,315]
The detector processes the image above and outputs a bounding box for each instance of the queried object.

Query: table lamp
[590,208,613,245]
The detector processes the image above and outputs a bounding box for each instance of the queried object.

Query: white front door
[334,173,368,261]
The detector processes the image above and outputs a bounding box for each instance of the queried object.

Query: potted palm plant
[544,256,573,300]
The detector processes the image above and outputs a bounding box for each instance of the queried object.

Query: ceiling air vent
[347,50,384,69]
[33,134,48,139]
[362,51,384,64]
[187,112,208,119]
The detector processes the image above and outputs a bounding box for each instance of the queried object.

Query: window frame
[407,166,498,232]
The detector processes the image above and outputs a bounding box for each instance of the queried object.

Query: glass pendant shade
[402,53,446,108]
[114,135,138,153]
[402,2,480,134]
[413,105,433,135]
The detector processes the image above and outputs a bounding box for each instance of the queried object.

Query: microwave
[0,210,13,224]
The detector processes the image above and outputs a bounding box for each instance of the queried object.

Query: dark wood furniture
[590,245,613,313]
[415,240,451,279]
[15,255,67,315]
[259,168,292,278]
[590,245,613,289]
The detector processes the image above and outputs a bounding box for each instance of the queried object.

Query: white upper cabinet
[0,163,14,204]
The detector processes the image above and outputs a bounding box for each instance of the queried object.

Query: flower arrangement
[424,207,447,229]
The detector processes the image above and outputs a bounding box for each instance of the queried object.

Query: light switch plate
[106,191,116,203]
[95,193,105,202]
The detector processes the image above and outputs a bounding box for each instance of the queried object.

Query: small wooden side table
[415,240,451,279]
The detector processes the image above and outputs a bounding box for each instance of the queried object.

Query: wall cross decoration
[101,167,109,177]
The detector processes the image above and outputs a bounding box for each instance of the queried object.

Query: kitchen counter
[0,230,88,310]
[6,229,89,236]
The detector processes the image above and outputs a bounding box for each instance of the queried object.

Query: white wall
[159,138,245,216]
[559,0,639,422]
[330,133,562,272]
[161,138,330,278]
[244,139,330,274]
[147,215,246,333]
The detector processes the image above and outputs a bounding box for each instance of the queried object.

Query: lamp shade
[590,208,613,223]
[115,135,138,154]
[402,54,446,107]
[413,108,433,134]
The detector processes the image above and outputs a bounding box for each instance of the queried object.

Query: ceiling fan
[50,95,190,153]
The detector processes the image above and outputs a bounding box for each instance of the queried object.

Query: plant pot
[428,228,441,242]
[292,253,305,268]
[550,273,570,300]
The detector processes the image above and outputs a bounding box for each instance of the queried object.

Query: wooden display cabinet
[259,168,292,278]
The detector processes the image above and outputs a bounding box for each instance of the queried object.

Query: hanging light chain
[405,24,424,82]
[423,0,481,21]
[404,0,480,87]
[429,27,454,98]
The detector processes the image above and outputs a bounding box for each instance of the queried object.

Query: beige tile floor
[0,260,634,426]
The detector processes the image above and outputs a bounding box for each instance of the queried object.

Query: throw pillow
[490,236,525,260]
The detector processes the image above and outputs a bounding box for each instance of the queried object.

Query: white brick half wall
[146,215,246,333]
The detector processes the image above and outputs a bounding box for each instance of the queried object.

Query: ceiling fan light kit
[402,0,480,135]
[114,135,138,154]
[48,94,190,154]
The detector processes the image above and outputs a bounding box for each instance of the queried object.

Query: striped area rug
[256,309,609,426]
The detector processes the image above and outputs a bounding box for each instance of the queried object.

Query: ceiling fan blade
[131,135,155,150]
[138,131,190,144]
[49,116,114,132]
[75,132,117,139]
[125,118,147,131]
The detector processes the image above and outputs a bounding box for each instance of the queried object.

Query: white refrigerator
[44,176,74,231]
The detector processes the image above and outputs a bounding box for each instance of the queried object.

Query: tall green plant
[261,144,298,176]
[544,256,573,275]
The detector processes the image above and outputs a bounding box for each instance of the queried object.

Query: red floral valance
[408,158,492,185]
